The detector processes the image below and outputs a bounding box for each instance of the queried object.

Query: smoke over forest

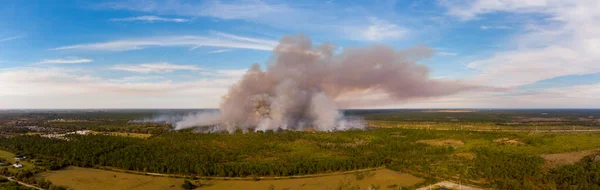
[136,35,477,133]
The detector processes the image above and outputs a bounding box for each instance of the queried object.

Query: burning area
[133,35,480,133]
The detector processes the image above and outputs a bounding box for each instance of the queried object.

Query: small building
[12,163,22,168]
[0,162,5,166]
[75,130,91,135]
[13,156,26,161]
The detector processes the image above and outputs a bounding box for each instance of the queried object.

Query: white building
[12,163,23,168]
[76,130,91,135]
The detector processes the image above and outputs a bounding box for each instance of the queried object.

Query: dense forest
[1,110,600,189]
[0,128,599,189]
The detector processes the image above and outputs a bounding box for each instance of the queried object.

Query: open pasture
[39,166,424,190]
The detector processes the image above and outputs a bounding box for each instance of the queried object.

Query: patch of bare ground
[416,181,484,190]
[542,148,600,168]
[493,138,525,145]
[453,152,476,160]
[417,139,465,147]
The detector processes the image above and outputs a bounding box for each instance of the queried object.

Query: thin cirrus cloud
[357,17,408,41]
[0,35,25,43]
[102,0,289,20]
[36,58,93,64]
[480,25,511,30]
[51,32,277,51]
[110,62,202,73]
[444,1,600,88]
[109,15,189,23]
[101,1,408,42]
[437,52,458,56]
[206,49,232,54]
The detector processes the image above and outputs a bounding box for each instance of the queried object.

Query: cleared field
[0,150,34,172]
[37,166,182,190]
[89,131,152,139]
[542,148,600,168]
[39,167,424,190]
[201,169,424,190]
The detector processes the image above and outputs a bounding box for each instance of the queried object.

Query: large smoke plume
[137,35,478,133]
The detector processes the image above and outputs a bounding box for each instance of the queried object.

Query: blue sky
[0,0,599,108]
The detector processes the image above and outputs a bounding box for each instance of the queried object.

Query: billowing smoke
[136,35,478,133]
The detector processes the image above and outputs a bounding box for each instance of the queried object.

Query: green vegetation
[1,109,600,189]
[181,179,196,189]
[0,109,177,134]
[0,177,34,190]
[3,129,600,188]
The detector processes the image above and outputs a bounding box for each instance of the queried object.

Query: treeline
[469,148,545,189]
[45,122,171,134]
[0,177,34,190]
[1,129,600,189]
[0,111,172,134]
[0,135,141,167]
[465,148,600,189]
[0,129,456,177]
[547,154,600,189]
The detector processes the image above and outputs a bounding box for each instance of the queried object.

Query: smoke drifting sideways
[131,111,222,131]
[134,35,479,133]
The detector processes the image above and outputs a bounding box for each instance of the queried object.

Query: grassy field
[38,166,183,190]
[38,166,424,190]
[200,169,424,190]
[89,131,152,139]
[0,150,35,172]
[541,148,600,168]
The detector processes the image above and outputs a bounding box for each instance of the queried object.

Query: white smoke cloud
[134,34,480,133]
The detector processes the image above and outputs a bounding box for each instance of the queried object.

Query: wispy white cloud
[52,32,277,51]
[438,52,458,56]
[361,17,408,41]
[199,69,247,78]
[480,25,512,30]
[207,49,232,54]
[102,0,290,20]
[99,1,418,42]
[214,69,246,77]
[2,66,598,108]
[0,67,241,108]
[36,57,93,64]
[110,15,189,23]
[110,62,202,73]
[0,35,24,43]
[443,1,600,87]
[108,76,166,83]
[441,0,552,21]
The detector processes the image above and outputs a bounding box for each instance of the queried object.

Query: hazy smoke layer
[130,110,221,130]
[137,35,476,132]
